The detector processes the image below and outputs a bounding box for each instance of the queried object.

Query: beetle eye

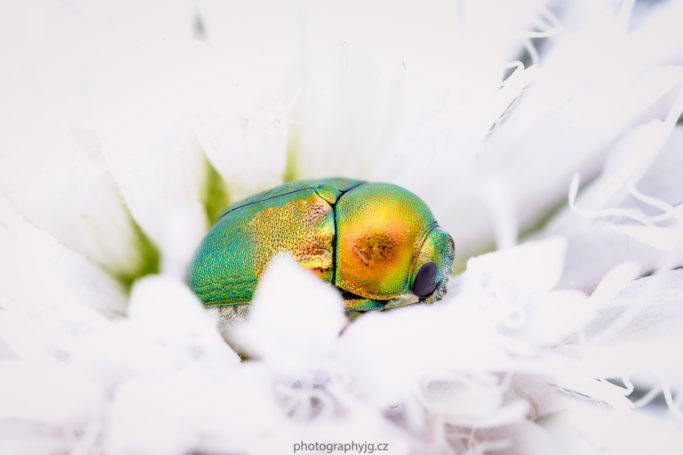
[413,262,438,298]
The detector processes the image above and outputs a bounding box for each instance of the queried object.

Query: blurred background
[2,0,681,287]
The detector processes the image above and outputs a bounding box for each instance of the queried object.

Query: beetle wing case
[188,178,362,305]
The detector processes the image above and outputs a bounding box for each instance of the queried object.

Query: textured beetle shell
[189,178,361,305]
[188,178,454,309]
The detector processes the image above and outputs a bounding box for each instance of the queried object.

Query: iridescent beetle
[188,178,454,310]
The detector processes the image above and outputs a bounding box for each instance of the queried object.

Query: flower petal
[230,255,346,374]
[0,196,126,320]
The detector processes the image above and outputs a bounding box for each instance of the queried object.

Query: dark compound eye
[413,262,438,298]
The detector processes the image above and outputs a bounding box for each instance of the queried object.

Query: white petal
[589,261,641,305]
[463,237,567,297]
[546,124,683,291]
[517,290,592,345]
[105,366,281,455]
[194,99,290,202]
[298,0,545,215]
[125,275,240,369]
[192,0,302,199]
[231,255,346,375]
[452,4,683,255]
[0,197,126,320]
[541,401,683,455]
[0,1,162,279]
[610,225,682,251]
[0,361,104,425]
[101,125,208,280]
[338,302,510,409]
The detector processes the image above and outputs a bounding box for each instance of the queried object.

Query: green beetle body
[188,178,454,310]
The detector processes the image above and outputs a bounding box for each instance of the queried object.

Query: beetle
[188,178,455,310]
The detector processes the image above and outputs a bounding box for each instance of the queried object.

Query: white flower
[2,0,683,454]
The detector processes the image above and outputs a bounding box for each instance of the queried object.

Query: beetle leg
[342,296,388,311]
